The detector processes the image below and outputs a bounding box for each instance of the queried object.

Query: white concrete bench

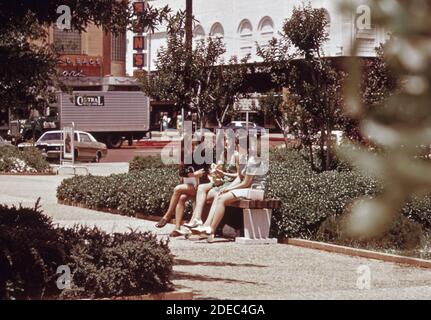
[228,199,281,245]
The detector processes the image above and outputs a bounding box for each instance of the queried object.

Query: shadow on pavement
[175,259,267,268]
[172,271,261,285]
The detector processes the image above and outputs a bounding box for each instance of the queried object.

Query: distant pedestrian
[162,113,171,131]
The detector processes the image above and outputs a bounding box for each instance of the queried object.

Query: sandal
[184,219,203,229]
[190,225,208,235]
[169,230,184,237]
[155,218,168,228]
[169,228,191,237]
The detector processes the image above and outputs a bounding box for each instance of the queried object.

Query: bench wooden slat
[229,199,281,210]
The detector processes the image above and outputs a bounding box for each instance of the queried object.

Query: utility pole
[183,0,193,137]
[185,0,193,53]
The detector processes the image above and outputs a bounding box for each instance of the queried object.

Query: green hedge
[0,203,174,300]
[129,155,176,172]
[267,150,431,243]
[0,145,50,173]
[57,149,431,247]
[317,214,424,251]
[58,227,173,299]
[266,150,382,238]
[0,203,68,299]
[57,168,179,216]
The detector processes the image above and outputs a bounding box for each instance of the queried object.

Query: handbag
[247,184,265,201]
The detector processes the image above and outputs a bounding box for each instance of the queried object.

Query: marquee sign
[58,55,102,77]
[133,53,146,68]
[133,2,148,70]
[133,1,146,14]
[133,36,146,50]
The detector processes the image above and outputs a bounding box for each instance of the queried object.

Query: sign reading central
[75,95,105,107]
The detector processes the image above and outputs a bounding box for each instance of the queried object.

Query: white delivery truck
[58,91,150,148]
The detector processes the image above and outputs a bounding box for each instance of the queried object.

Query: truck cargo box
[59,91,150,132]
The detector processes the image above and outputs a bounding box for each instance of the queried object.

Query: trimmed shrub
[57,168,180,216]
[0,145,50,173]
[0,203,174,300]
[129,155,176,172]
[58,228,173,299]
[267,149,431,243]
[317,214,423,251]
[0,202,68,300]
[266,150,381,238]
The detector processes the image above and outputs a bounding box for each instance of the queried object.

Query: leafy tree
[0,0,170,114]
[342,45,399,142]
[211,56,250,127]
[360,45,398,112]
[258,3,346,171]
[259,90,298,149]
[141,11,249,130]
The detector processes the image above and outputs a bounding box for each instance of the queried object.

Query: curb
[0,172,56,176]
[134,137,285,148]
[57,200,176,224]
[282,238,431,269]
[134,141,180,148]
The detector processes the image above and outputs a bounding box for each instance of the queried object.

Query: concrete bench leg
[235,209,278,245]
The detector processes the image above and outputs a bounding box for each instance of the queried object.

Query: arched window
[238,19,253,58]
[209,22,224,39]
[258,16,274,48]
[193,25,205,40]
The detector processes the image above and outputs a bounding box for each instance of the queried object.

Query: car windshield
[39,132,78,142]
[40,132,62,141]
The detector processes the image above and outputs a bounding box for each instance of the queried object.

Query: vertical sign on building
[133,1,148,75]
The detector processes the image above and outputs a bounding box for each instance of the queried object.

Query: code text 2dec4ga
[166,304,265,317]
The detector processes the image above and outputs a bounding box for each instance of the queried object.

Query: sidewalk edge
[282,238,431,269]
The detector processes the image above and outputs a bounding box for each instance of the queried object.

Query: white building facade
[126,0,388,75]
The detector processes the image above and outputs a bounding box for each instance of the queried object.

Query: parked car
[19,130,107,162]
[221,121,267,136]
[0,136,11,147]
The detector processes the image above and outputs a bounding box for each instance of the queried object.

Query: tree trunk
[325,124,332,170]
[283,131,289,149]
[220,103,230,127]
[320,128,326,171]
[308,142,315,171]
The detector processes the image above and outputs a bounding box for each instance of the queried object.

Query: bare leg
[202,190,221,227]
[174,194,192,230]
[189,183,213,222]
[162,184,195,221]
[209,193,237,234]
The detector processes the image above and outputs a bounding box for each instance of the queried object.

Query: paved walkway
[1,164,431,300]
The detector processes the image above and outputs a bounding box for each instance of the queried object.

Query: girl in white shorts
[192,155,267,242]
